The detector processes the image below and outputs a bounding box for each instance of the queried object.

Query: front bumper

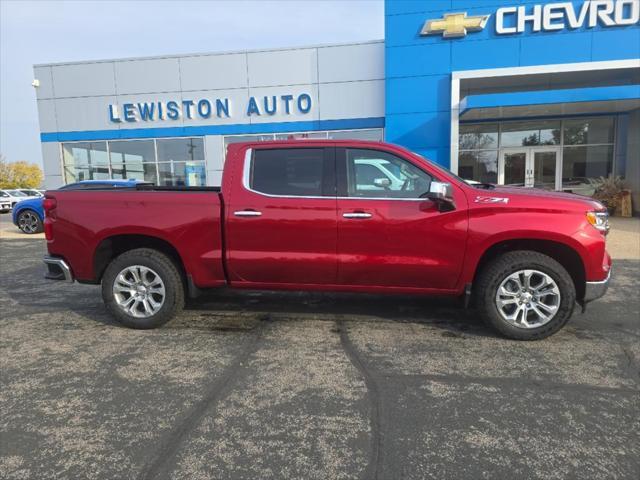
[43,256,74,283]
[583,267,611,303]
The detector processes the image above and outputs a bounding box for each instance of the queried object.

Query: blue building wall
[384,0,640,167]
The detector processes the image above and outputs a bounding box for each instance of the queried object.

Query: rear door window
[250,148,329,197]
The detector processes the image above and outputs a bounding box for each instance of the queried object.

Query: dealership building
[34,0,640,210]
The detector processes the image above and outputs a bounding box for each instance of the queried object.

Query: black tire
[17,209,44,234]
[101,248,184,329]
[476,251,576,340]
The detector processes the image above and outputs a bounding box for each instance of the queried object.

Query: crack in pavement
[337,318,383,480]
[138,321,267,480]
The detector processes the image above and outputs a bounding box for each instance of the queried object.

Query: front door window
[346,149,432,198]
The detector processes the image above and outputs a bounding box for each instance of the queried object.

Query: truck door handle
[343,212,372,219]
[234,210,262,217]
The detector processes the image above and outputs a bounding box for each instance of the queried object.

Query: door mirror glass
[373,177,391,188]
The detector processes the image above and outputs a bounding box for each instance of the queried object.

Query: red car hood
[471,185,605,211]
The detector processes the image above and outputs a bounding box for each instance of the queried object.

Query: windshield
[0,191,9,198]
[413,153,496,188]
[7,190,27,196]
[413,153,467,184]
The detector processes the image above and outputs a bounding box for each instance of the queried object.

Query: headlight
[586,211,609,234]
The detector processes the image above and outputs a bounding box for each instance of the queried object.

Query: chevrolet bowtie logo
[421,12,489,38]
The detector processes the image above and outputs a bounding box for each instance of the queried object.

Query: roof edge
[33,39,384,68]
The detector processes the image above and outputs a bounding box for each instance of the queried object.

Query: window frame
[243,146,336,199]
[60,136,207,186]
[336,147,434,201]
[458,116,617,190]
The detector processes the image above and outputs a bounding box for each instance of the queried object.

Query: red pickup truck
[43,140,611,340]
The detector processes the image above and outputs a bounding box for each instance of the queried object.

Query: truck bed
[45,188,226,288]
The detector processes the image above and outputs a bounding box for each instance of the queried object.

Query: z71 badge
[474,196,509,204]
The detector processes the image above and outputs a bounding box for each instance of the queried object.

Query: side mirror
[424,181,455,210]
[373,177,391,189]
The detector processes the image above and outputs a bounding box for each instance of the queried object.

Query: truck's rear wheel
[101,248,184,329]
[476,251,576,340]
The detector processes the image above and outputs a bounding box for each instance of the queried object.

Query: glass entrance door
[500,150,528,187]
[531,149,560,190]
[500,148,560,189]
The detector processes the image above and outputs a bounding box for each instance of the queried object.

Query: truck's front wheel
[101,248,184,329]
[477,251,576,340]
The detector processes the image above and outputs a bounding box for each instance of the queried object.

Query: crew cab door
[225,146,338,286]
[336,147,468,290]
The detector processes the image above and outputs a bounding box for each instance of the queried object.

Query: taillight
[43,197,57,214]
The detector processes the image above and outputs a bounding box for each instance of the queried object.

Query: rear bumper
[43,256,74,283]
[583,267,611,303]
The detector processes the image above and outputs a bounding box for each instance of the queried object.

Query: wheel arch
[93,234,187,286]
[472,238,587,300]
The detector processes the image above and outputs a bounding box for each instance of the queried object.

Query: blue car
[12,179,146,234]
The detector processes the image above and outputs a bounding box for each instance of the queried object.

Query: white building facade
[34,41,385,188]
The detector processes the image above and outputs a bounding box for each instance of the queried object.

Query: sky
[0,0,384,167]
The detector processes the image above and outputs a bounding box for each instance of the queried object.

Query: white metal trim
[452,59,640,80]
[450,76,461,176]
[450,59,640,173]
[34,39,385,68]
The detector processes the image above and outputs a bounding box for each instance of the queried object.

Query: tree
[0,155,44,188]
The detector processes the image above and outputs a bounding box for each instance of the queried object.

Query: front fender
[459,208,595,288]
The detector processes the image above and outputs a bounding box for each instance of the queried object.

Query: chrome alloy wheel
[113,265,165,318]
[495,269,561,329]
[18,211,39,233]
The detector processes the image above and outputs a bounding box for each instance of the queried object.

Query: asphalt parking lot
[1,212,639,479]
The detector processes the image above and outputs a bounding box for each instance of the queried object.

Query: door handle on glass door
[343,212,372,219]
[234,210,262,217]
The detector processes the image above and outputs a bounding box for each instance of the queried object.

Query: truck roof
[228,139,387,148]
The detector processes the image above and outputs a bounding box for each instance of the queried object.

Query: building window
[156,138,206,186]
[458,150,498,184]
[458,117,615,194]
[62,142,109,182]
[500,120,561,147]
[459,123,498,150]
[157,138,205,162]
[275,132,327,140]
[563,117,615,145]
[562,118,615,193]
[327,129,383,141]
[458,124,499,183]
[562,145,614,193]
[61,137,206,186]
[108,140,157,183]
[111,162,158,184]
